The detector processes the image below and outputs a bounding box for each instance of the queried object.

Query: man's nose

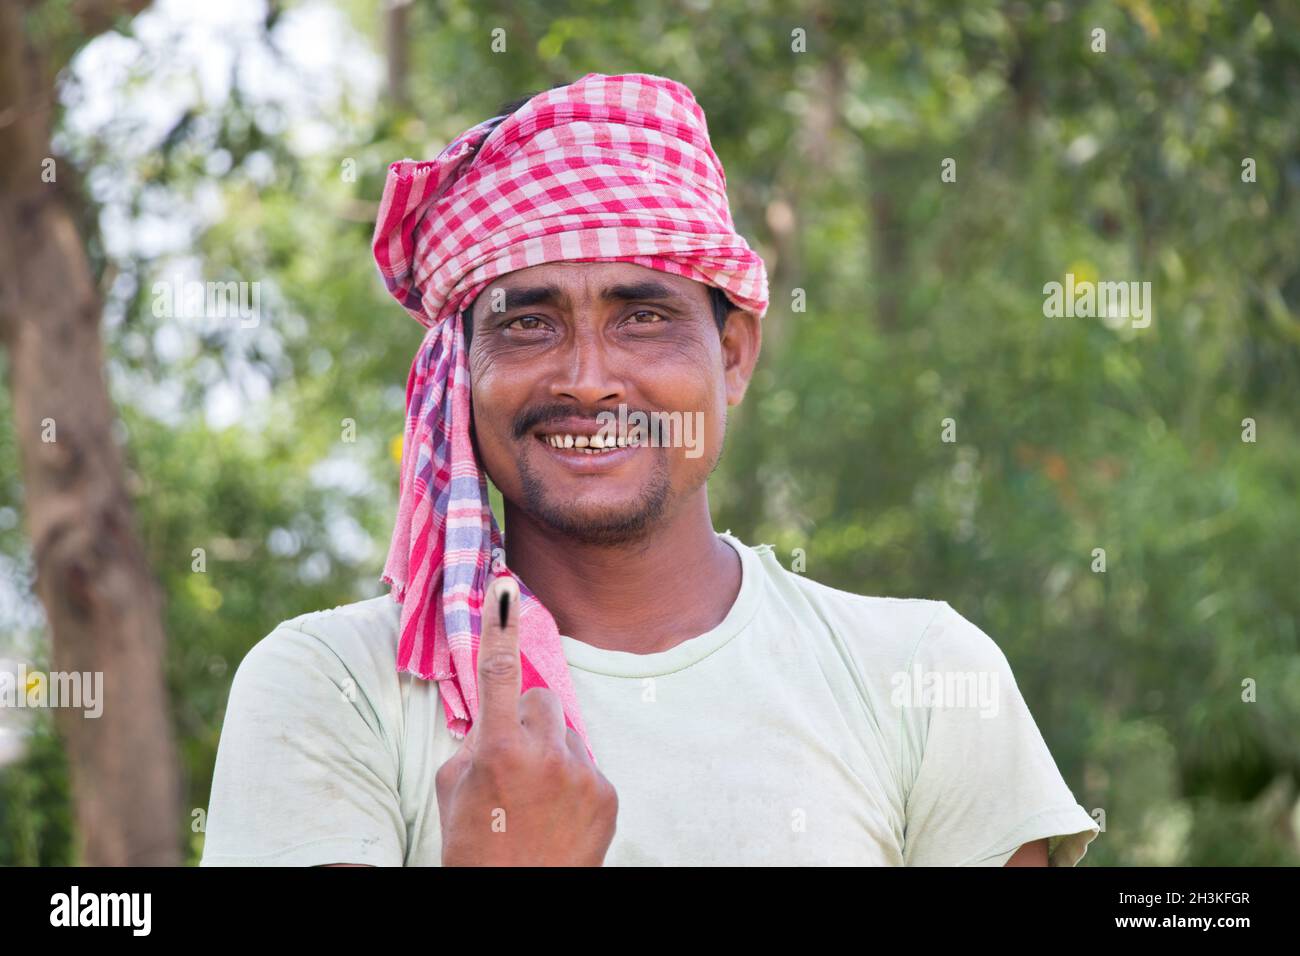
[549,330,624,406]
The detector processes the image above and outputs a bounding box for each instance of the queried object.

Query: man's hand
[435,575,618,866]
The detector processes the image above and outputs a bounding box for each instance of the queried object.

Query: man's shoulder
[235,594,404,693]
[278,593,403,644]
[727,533,988,666]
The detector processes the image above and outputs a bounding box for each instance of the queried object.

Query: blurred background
[1,0,1297,866]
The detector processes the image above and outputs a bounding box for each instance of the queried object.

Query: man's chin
[514,449,674,547]
[525,498,666,547]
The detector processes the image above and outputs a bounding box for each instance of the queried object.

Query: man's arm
[200,624,406,866]
[1004,838,1049,866]
[899,604,1101,866]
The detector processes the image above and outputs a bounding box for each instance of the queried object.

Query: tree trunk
[0,0,180,866]
[385,0,411,111]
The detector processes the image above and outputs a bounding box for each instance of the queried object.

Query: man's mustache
[512,403,654,439]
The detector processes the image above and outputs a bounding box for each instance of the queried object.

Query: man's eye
[505,315,548,331]
[627,310,666,324]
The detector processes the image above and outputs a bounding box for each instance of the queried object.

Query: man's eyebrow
[600,280,687,304]
[489,284,568,313]
[481,279,688,317]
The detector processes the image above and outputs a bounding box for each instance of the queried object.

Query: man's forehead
[470,261,708,315]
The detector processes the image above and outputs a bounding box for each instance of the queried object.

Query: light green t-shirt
[200,532,1099,866]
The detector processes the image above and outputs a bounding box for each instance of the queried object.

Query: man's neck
[502,492,742,654]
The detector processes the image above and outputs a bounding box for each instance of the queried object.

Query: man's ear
[721,307,761,407]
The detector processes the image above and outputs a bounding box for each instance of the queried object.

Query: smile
[530,418,649,472]
[536,431,639,454]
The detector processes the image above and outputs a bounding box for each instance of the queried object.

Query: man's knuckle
[477,738,522,772]
[518,685,551,713]
[479,652,518,679]
[537,745,568,775]
[435,755,466,792]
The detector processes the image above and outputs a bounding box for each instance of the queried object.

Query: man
[201,73,1099,867]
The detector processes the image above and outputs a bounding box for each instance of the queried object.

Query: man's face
[466,261,759,545]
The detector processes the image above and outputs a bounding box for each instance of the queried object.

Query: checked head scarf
[372,72,769,763]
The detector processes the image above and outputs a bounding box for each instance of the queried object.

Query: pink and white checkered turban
[372,72,769,763]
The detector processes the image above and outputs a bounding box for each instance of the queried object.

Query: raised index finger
[475,575,522,741]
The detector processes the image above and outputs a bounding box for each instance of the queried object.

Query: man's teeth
[542,433,633,453]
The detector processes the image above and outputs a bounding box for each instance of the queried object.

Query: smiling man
[201,72,1099,867]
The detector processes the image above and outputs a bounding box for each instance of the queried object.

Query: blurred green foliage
[2,0,1297,865]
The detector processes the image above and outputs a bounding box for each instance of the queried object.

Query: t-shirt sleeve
[200,623,406,866]
[899,603,1099,866]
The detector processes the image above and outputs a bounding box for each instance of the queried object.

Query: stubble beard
[515,449,675,546]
